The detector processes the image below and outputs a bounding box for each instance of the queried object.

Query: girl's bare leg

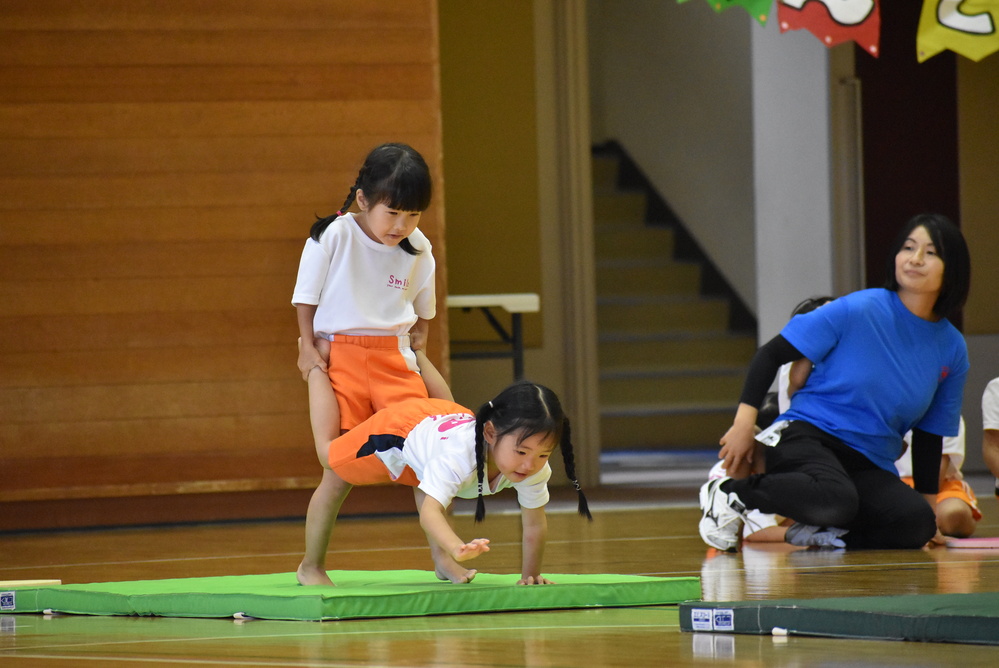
[297,468,352,586]
[307,337,340,453]
[413,489,476,583]
[297,337,350,586]
[414,349,453,402]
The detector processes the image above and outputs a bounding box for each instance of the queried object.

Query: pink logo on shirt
[388,274,410,290]
[437,416,475,433]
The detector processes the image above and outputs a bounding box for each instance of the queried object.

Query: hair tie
[336,210,344,216]
[572,479,582,491]
[488,401,494,408]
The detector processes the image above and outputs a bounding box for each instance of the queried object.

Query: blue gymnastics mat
[2,570,701,622]
[680,592,999,645]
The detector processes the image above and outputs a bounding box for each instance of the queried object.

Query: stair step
[597,296,729,333]
[600,402,734,450]
[595,259,701,296]
[597,331,756,368]
[594,224,675,260]
[591,146,757,454]
[592,155,620,190]
[599,366,743,404]
[593,190,647,222]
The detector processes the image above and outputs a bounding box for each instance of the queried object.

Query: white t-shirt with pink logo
[374,412,551,509]
[291,213,436,338]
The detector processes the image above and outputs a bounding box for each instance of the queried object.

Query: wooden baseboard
[0,485,416,533]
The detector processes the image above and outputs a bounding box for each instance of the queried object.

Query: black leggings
[725,421,936,549]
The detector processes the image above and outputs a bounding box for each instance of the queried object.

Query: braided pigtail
[310,182,359,241]
[559,419,592,520]
[473,402,492,523]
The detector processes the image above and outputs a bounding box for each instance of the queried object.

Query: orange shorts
[327,334,428,430]
[329,397,472,487]
[902,477,982,521]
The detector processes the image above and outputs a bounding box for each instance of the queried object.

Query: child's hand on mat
[517,575,555,585]
[453,538,490,561]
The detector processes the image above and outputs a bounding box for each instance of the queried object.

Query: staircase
[592,144,757,453]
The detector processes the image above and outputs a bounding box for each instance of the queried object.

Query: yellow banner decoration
[917,0,999,62]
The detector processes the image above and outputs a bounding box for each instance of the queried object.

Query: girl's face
[895,225,944,298]
[355,190,422,246]
[484,423,555,483]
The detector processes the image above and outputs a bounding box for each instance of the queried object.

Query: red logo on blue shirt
[939,366,950,382]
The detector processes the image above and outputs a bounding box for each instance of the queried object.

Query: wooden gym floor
[2,482,999,667]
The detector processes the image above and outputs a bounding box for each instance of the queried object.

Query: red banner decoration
[777,0,881,56]
[917,0,999,62]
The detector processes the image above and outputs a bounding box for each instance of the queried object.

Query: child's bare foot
[297,562,335,586]
[434,559,477,584]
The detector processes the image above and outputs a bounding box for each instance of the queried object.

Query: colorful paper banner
[777,0,881,56]
[678,0,999,62]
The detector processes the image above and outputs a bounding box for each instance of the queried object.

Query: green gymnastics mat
[680,592,999,645]
[1,570,701,622]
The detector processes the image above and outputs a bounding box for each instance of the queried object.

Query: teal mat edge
[679,592,999,646]
[2,570,702,622]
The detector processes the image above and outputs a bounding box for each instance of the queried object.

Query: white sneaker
[698,477,747,552]
[785,523,847,548]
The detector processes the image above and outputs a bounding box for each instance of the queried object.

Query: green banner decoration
[678,0,772,26]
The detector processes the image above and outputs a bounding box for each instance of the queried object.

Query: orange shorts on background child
[901,477,982,521]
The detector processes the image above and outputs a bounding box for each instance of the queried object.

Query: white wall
[588,0,757,310]
[751,18,835,340]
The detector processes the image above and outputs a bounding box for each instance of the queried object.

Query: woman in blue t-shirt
[700,213,971,551]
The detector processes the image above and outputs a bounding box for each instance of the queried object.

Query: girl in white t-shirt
[293,143,453,584]
[296,381,592,586]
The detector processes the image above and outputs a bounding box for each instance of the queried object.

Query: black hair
[883,213,971,320]
[790,295,834,318]
[472,381,591,523]
[310,142,433,256]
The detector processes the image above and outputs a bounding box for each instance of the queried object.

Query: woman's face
[895,225,944,298]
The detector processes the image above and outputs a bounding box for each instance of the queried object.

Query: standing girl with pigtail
[293,143,452,586]
[296,380,591,586]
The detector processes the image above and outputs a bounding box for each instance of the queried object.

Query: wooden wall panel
[0,0,448,529]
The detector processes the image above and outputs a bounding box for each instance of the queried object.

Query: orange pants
[327,334,428,430]
[329,397,472,486]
